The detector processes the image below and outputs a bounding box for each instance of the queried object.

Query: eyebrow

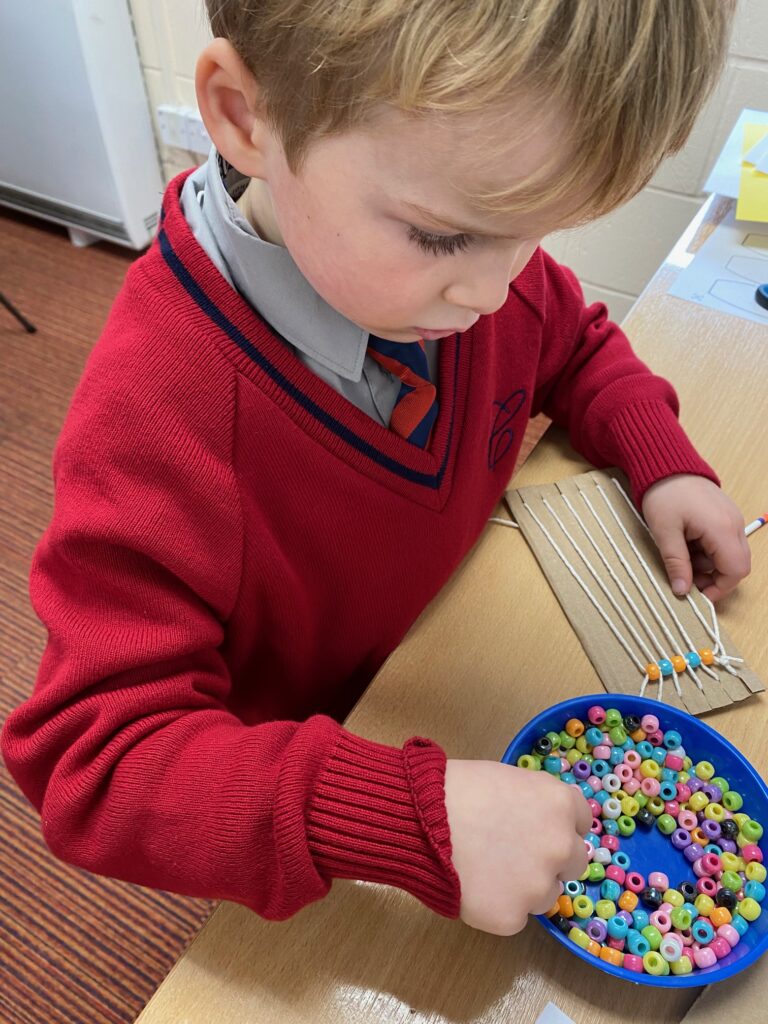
[401,200,519,240]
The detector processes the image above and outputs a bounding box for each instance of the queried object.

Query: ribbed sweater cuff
[306,730,461,918]
[607,400,719,504]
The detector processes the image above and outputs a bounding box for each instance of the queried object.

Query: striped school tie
[366,335,438,448]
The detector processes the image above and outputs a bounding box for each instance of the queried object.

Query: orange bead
[699,648,714,666]
[558,894,575,918]
[619,890,639,912]
[631,727,647,742]
[646,663,661,681]
[710,907,732,927]
[586,939,602,957]
[691,827,707,846]
[600,947,623,966]
[545,900,560,917]
[672,655,686,673]
[565,718,585,737]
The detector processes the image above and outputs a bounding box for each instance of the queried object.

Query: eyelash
[408,225,474,257]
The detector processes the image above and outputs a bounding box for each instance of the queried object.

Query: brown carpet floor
[0,208,215,1024]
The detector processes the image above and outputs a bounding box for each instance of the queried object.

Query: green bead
[617,815,636,837]
[517,754,540,770]
[604,708,622,728]
[670,907,693,930]
[722,870,742,892]
[634,792,648,808]
[575,736,590,754]
[723,790,743,811]
[569,926,590,949]
[664,889,684,908]
[588,863,606,883]
[641,925,662,951]
[609,725,627,745]
[743,819,764,842]
[559,731,576,750]
[657,813,677,835]
[546,731,562,749]
[712,776,730,795]
[670,956,693,975]
[643,951,670,976]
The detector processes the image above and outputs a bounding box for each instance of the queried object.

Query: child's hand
[641,475,751,602]
[444,759,591,935]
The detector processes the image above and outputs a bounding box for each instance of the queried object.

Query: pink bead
[641,777,660,797]
[678,809,697,830]
[625,871,646,894]
[601,834,620,852]
[587,705,606,725]
[679,929,695,947]
[659,902,673,914]
[559,757,570,773]
[646,729,664,746]
[649,910,671,934]
[641,714,659,733]
[590,817,603,835]
[624,750,641,769]
[587,775,603,792]
[623,777,641,796]
[623,954,644,973]
[665,753,684,771]
[693,859,711,878]
[606,865,626,884]
[693,947,718,969]
[593,745,611,760]
[615,763,633,783]
[710,937,732,960]
[665,800,680,818]
[697,876,718,896]
[607,936,625,950]
[649,871,669,891]
[681,948,695,966]
[743,844,764,864]
[717,924,740,948]
[585,845,594,862]
[701,853,721,876]
[588,799,601,817]
[676,783,692,802]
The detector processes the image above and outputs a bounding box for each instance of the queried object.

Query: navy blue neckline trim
[158,227,458,490]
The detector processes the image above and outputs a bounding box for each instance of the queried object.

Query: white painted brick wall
[127,0,768,323]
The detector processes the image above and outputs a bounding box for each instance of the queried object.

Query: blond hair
[206,0,735,222]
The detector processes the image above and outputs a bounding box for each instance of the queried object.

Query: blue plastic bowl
[501,693,768,987]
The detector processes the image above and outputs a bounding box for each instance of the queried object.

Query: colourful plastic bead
[739,898,762,922]
[698,648,714,665]
[693,946,717,969]
[671,656,686,674]
[684,651,702,669]
[670,954,693,975]
[565,718,585,738]
[643,951,670,975]
[569,926,591,949]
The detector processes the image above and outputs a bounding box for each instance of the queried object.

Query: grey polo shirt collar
[181,147,368,382]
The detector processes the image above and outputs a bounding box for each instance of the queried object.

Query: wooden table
[136,196,768,1024]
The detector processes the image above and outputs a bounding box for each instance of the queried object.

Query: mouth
[412,324,475,340]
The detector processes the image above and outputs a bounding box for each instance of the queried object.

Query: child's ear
[195,39,271,179]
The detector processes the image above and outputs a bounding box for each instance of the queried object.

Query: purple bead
[720,838,737,854]
[672,828,692,849]
[688,778,704,793]
[702,819,722,840]
[684,843,705,863]
[617,910,634,926]
[587,919,608,942]
[703,784,722,803]
[573,760,592,780]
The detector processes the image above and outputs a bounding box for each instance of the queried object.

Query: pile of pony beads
[517,705,765,976]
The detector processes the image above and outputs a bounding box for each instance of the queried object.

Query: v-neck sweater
[1,169,717,921]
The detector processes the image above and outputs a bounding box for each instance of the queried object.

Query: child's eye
[408,225,474,257]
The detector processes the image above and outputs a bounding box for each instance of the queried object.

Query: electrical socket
[156,104,211,156]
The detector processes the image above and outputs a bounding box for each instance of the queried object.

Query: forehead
[332,99,586,235]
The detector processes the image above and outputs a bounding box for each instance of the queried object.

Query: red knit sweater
[1,170,716,920]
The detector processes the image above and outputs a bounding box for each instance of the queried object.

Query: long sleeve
[529,251,718,503]
[0,270,460,921]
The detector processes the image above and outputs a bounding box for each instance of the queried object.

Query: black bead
[641,886,663,909]
[636,808,655,828]
[550,913,572,934]
[623,714,641,734]
[533,736,553,757]
[716,888,738,911]
[720,819,739,840]
[679,881,697,902]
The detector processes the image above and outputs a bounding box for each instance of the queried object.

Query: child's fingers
[699,529,752,601]
[569,784,593,834]
[557,834,590,884]
[652,522,693,596]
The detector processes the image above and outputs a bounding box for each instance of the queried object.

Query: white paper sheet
[668,207,768,326]
[534,1003,576,1024]
[703,108,768,197]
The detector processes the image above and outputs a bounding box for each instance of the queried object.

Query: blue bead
[585,833,600,849]
[661,767,677,782]
[592,759,610,777]
[544,755,562,774]
[659,781,677,801]
[704,844,723,857]
[652,748,667,765]
[692,919,714,944]
[602,819,619,836]
[612,850,631,870]
[594,790,610,805]
[560,772,576,785]
[685,651,702,669]
[682,902,699,919]
[601,879,622,902]
[658,659,674,677]
[622,738,636,751]
[626,929,650,956]
[632,909,650,931]
[663,730,682,750]
[609,747,624,765]
[745,881,766,903]
[732,913,749,937]
[585,727,603,747]
[578,781,595,799]
[607,914,629,939]
[636,741,654,759]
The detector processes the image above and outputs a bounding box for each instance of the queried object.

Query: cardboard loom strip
[506,469,764,715]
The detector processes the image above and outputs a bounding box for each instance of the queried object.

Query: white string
[520,500,650,684]
[610,478,743,676]
[488,516,519,528]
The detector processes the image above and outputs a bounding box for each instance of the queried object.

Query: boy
[2,0,750,938]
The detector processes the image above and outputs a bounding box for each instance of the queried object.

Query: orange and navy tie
[366,335,438,448]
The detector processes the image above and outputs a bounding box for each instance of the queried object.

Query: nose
[443,242,537,317]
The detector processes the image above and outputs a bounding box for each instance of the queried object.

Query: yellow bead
[704,803,725,821]
[746,862,767,883]
[671,655,686,673]
[621,797,640,817]
[739,898,762,922]
[695,761,715,781]
[664,889,684,908]
[720,852,741,873]
[640,759,661,779]
[689,791,709,812]
[596,899,616,919]
[695,894,715,917]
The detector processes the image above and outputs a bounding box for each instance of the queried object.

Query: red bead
[623,954,643,973]
[710,937,732,960]
[600,835,620,852]
[625,871,646,893]
[606,865,626,885]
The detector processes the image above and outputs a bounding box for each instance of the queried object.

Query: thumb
[652,524,692,597]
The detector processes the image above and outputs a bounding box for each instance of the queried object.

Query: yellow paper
[736,124,768,222]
